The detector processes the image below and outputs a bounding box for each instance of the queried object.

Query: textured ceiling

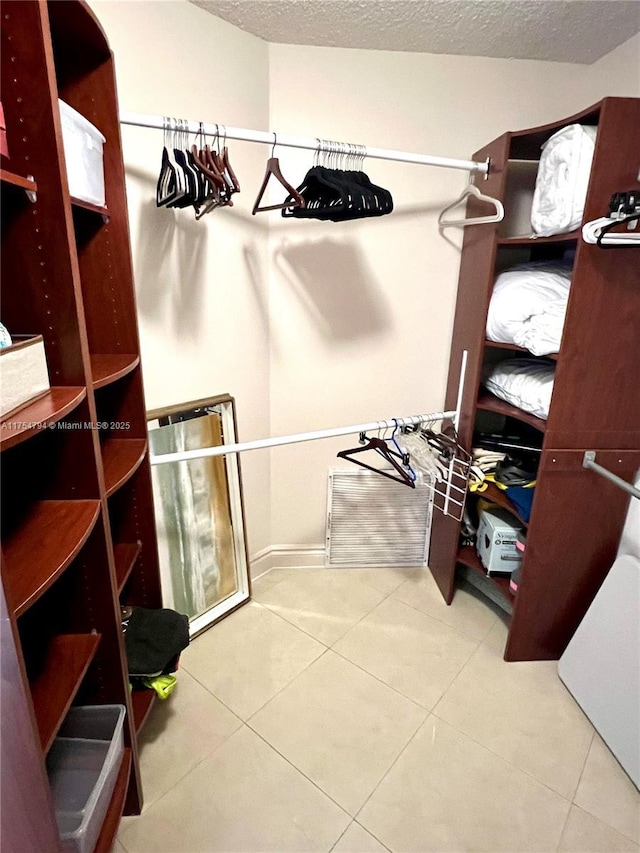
[190,0,640,64]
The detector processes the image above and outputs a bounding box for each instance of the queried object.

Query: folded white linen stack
[483,358,555,420]
[486,262,572,356]
[531,124,597,236]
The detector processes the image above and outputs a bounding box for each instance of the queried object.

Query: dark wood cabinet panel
[429,97,640,661]
[1,0,162,842]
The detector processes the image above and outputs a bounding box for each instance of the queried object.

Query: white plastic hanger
[438,183,504,230]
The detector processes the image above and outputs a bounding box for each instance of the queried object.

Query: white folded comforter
[483,358,555,421]
[486,262,572,356]
[531,124,597,236]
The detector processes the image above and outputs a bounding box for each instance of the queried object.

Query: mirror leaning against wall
[147,394,251,638]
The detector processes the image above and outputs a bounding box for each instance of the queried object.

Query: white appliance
[558,470,640,789]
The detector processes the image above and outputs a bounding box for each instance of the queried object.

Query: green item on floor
[143,673,177,700]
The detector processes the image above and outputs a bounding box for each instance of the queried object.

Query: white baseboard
[250,544,325,577]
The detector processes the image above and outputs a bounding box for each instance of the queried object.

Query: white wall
[267,41,639,551]
[88,0,272,559]
[88,0,639,564]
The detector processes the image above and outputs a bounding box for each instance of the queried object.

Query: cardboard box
[0,334,50,418]
[476,506,523,575]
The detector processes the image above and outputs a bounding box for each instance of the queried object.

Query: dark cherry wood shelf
[114,542,142,593]
[70,196,109,219]
[91,354,139,389]
[484,340,558,361]
[31,632,102,753]
[479,482,530,528]
[457,545,514,599]
[3,501,101,618]
[102,439,147,497]
[477,392,547,433]
[132,689,156,733]
[497,231,579,245]
[0,387,86,451]
[94,748,132,853]
[0,168,37,192]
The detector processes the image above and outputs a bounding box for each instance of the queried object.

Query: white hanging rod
[150,410,456,467]
[120,110,489,175]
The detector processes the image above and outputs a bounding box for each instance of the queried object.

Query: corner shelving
[94,748,132,853]
[0,387,86,450]
[0,167,37,193]
[2,500,101,617]
[102,438,148,497]
[91,354,140,389]
[1,1,163,841]
[429,96,640,662]
[476,392,547,432]
[30,632,102,752]
[131,690,156,733]
[114,542,142,592]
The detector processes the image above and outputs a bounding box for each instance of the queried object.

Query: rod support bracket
[583,451,596,467]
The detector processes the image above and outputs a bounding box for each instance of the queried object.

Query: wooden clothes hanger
[337,433,416,488]
[252,133,305,214]
[438,182,504,229]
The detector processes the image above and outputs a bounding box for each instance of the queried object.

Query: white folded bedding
[483,358,555,421]
[486,262,571,356]
[531,124,597,236]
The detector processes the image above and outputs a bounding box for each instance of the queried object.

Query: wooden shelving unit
[484,340,558,360]
[429,98,640,662]
[132,690,156,733]
[0,167,37,192]
[94,748,132,853]
[457,545,513,600]
[102,438,148,497]
[0,387,86,450]
[91,354,139,389]
[114,541,142,592]
[3,500,101,616]
[1,1,163,845]
[31,633,102,752]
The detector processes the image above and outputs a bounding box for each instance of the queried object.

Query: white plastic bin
[47,705,125,853]
[58,99,106,207]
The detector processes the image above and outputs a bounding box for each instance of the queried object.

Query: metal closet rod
[119,110,489,175]
[583,452,640,500]
[150,410,456,467]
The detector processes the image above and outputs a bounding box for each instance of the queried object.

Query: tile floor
[117,567,640,853]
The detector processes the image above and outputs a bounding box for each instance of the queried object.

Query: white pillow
[486,262,572,356]
[483,358,555,420]
[531,124,597,237]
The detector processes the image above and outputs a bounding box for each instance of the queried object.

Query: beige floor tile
[181,601,325,719]
[559,805,640,852]
[250,571,284,594]
[135,669,241,807]
[346,567,425,595]
[482,615,509,652]
[253,569,389,645]
[120,726,350,853]
[392,570,498,640]
[332,822,389,852]
[358,715,570,852]
[250,650,427,815]
[113,840,128,853]
[574,735,640,843]
[334,597,479,709]
[433,643,594,799]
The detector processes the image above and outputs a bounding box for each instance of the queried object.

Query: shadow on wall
[127,167,208,337]
[273,237,391,341]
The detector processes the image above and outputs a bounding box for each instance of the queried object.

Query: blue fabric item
[506,486,534,522]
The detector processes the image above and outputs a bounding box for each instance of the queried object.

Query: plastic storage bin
[47,705,125,853]
[58,99,106,207]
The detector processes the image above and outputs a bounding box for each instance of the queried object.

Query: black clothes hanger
[252,134,305,215]
[282,167,393,221]
[337,433,416,488]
